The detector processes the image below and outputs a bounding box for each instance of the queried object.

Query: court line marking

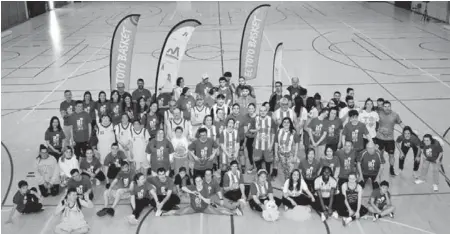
[39,212,56,234]
[380,219,437,234]
[136,207,155,234]
[1,142,14,207]
[356,220,367,234]
[340,21,450,90]
[200,213,204,234]
[19,38,110,123]
[169,2,178,20]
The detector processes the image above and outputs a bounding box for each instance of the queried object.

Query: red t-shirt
[145,138,174,171]
[189,139,219,170]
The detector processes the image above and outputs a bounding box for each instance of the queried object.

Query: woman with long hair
[96,115,116,164]
[359,98,379,147]
[173,77,185,101]
[109,90,122,125]
[298,148,322,192]
[244,103,258,173]
[303,97,318,153]
[122,94,135,121]
[114,114,132,159]
[145,101,163,141]
[395,126,421,177]
[282,169,315,210]
[82,91,96,130]
[54,188,93,234]
[415,134,444,192]
[96,91,109,124]
[127,173,152,225]
[36,144,60,197]
[45,116,66,161]
[200,115,217,140]
[176,87,196,120]
[314,93,324,113]
[324,107,343,152]
[135,97,148,125]
[274,117,300,180]
[59,147,79,188]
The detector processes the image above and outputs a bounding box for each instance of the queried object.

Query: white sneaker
[321,213,326,222]
[414,179,425,184]
[433,184,439,192]
[127,215,138,225]
[332,211,339,219]
[343,217,352,226]
[412,171,419,179]
[155,210,162,217]
[235,208,243,216]
[96,179,101,186]
[306,207,312,213]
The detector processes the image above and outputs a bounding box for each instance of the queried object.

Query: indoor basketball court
[2,1,450,234]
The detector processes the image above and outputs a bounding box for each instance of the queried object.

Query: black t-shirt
[174,174,192,187]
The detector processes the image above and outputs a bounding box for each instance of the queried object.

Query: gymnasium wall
[410,1,449,23]
[1,1,28,32]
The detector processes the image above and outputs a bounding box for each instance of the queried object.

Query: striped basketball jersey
[276,129,297,153]
[168,118,190,139]
[201,125,217,139]
[191,106,210,125]
[164,110,175,123]
[220,129,239,155]
[210,104,230,120]
[254,116,275,150]
[114,122,132,145]
[273,108,295,123]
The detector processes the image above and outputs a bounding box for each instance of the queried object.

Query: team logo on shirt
[67,106,73,115]
[186,101,192,110]
[195,196,202,207]
[84,106,90,113]
[306,166,313,178]
[123,178,130,187]
[88,165,94,173]
[76,118,84,131]
[344,157,351,170]
[425,148,432,157]
[113,105,120,117]
[52,134,60,147]
[404,142,411,148]
[137,189,144,199]
[313,124,323,137]
[76,185,83,195]
[161,186,167,195]
[328,125,336,137]
[156,146,164,160]
[368,159,376,171]
[100,105,106,114]
[351,130,359,143]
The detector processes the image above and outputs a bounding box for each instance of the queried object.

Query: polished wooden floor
[2,1,450,234]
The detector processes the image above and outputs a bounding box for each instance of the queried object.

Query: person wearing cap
[176,87,196,121]
[234,85,256,116]
[132,78,152,103]
[195,74,214,97]
[190,95,210,135]
[116,82,131,102]
[235,76,256,99]
[249,169,282,212]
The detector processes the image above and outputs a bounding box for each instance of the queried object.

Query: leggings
[149,194,181,211]
[74,141,89,160]
[278,152,292,181]
[282,194,312,209]
[249,197,283,212]
[21,188,43,214]
[359,175,379,190]
[399,144,420,171]
[246,137,255,165]
[133,197,152,219]
[38,184,60,197]
[311,196,339,213]
[334,195,369,218]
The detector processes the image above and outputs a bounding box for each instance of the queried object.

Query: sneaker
[306,207,312,213]
[412,171,419,179]
[96,179,101,186]
[373,213,380,222]
[127,215,139,225]
[332,211,339,219]
[433,184,439,192]
[321,213,326,222]
[105,183,111,189]
[36,208,45,213]
[172,205,180,210]
[235,208,243,216]
[107,208,115,217]
[342,217,352,226]
[155,210,162,217]
[390,168,398,176]
[414,179,425,184]
[389,212,394,219]
[97,208,109,217]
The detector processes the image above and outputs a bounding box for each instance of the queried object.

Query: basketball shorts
[374,138,395,154]
[253,149,274,163]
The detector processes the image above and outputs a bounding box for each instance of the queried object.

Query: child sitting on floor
[174,167,191,203]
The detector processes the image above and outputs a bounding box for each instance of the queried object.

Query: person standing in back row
[132,78,152,103]
[69,101,92,160]
[375,101,405,176]
[60,90,76,147]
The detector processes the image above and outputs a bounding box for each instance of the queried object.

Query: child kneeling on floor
[5,180,44,224]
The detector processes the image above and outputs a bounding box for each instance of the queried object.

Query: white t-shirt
[171,136,189,158]
[283,178,308,197]
[314,176,337,198]
[291,107,308,122]
[359,110,379,139]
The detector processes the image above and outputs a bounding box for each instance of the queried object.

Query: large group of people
[5,73,445,233]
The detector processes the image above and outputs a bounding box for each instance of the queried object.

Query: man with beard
[269,81,285,112]
[235,76,256,99]
[132,78,152,103]
[340,96,358,124]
